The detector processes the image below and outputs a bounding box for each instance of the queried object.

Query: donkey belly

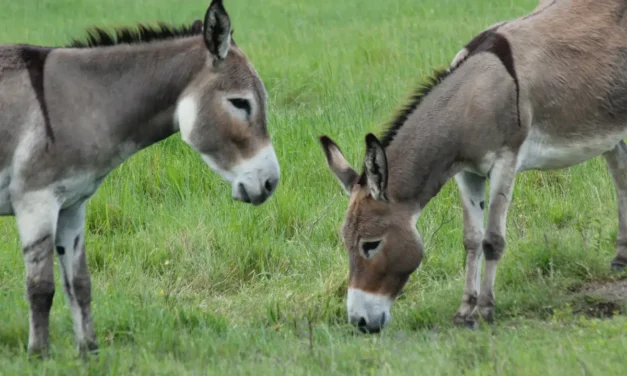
[515,126,627,172]
[55,173,107,210]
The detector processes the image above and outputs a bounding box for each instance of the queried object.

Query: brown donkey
[0,0,279,357]
[320,0,627,333]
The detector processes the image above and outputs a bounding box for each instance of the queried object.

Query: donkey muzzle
[230,145,280,206]
[347,288,392,334]
[234,177,278,205]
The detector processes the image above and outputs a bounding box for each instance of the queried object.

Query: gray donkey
[319,0,627,333]
[0,0,280,357]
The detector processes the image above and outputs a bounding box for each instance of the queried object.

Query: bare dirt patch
[580,278,627,300]
[571,278,627,318]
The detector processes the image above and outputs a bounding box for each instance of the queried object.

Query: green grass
[1,0,627,374]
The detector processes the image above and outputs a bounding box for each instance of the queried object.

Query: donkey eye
[228,98,251,116]
[361,240,382,259]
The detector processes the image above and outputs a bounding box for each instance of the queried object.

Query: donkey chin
[347,288,393,334]
[201,146,280,206]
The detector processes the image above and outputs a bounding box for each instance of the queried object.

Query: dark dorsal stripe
[521,0,556,20]
[67,22,203,48]
[20,47,55,142]
[380,27,520,151]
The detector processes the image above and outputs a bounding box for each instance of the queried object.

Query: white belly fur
[515,126,627,172]
[55,173,105,210]
[0,169,104,216]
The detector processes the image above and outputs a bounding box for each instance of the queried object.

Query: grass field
[2,0,627,374]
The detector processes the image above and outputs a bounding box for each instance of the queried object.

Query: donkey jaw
[202,144,280,205]
[347,288,393,333]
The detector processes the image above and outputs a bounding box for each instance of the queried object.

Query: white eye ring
[359,237,385,260]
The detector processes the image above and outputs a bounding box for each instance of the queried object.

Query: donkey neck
[55,37,206,149]
[384,77,467,211]
[385,125,461,210]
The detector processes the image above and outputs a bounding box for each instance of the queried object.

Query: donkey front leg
[453,171,486,327]
[14,191,61,357]
[56,201,98,356]
[603,140,627,271]
[469,153,517,325]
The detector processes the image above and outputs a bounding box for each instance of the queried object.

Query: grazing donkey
[319,0,627,333]
[0,0,280,357]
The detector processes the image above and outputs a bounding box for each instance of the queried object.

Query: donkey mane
[379,68,453,148]
[358,67,459,185]
[66,22,204,48]
[379,28,518,149]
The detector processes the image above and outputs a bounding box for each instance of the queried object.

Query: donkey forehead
[344,192,390,234]
[218,47,266,93]
[345,191,415,233]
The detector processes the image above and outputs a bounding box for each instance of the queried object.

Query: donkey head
[177,0,279,205]
[319,134,423,333]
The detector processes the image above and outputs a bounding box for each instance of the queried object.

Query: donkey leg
[13,191,60,357]
[56,201,98,357]
[603,140,627,271]
[470,153,517,325]
[452,171,486,326]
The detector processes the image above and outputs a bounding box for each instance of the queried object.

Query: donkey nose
[263,177,278,195]
[235,182,270,206]
[233,175,278,206]
[236,183,251,204]
[357,317,368,330]
[351,314,385,334]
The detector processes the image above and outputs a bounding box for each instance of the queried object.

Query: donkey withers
[320,0,627,333]
[0,0,279,356]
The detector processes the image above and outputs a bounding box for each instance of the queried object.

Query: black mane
[67,22,203,48]
[379,67,452,148]
[379,27,520,149]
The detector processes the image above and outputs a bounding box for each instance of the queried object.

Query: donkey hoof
[27,345,49,360]
[453,308,479,329]
[611,261,626,272]
[453,315,478,329]
[478,306,495,323]
[453,312,471,327]
[78,341,99,360]
[464,319,479,330]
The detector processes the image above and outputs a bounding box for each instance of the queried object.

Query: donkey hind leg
[468,152,517,325]
[453,171,486,327]
[56,201,98,357]
[14,190,61,357]
[603,140,627,271]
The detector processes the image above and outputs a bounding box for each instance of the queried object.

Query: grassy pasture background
[1,0,627,374]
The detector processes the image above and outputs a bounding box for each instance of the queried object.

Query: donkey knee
[27,279,55,314]
[73,274,92,308]
[482,232,505,261]
[463,234,482,253]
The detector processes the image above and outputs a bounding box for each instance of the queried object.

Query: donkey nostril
[238,183,251,203]
[357,317,369,333]
[264,179,274,193]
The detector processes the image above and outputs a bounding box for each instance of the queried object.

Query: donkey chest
[515,126,627,172]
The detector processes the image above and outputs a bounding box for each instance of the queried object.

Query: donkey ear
[203,0,232,60]
[364,133,388,201]
[319,136,359,195]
